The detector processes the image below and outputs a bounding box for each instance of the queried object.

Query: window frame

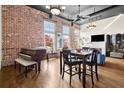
[44,20,56,50]
[62,25,70,48]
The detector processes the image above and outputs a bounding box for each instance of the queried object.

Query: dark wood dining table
[60,51,91,88]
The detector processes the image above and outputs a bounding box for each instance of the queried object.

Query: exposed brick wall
[2,5,79,66]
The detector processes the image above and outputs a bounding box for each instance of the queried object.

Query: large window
[44,21,55,51]
[63,26,70,35]
[73,29,80,48]
[63,26,70,48]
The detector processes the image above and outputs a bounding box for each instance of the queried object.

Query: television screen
[91,34,104,42]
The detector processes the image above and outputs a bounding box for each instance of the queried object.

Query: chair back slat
[91,49,98,63]
[62,49,71,62]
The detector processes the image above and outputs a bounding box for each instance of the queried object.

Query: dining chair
[61,49,82,85]
[85,49,99,85]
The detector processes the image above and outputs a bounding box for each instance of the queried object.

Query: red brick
[2,5,80,66]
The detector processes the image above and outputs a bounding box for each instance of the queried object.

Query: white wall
[0,6,2,70]
[80,31,106,55]
[104,14,124,34]
[80,14,124,55]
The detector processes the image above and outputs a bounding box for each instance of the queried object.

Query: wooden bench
[20,48,47,72]
[14,54,38,77]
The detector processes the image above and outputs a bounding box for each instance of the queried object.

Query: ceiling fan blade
[83,15,90,18]
[65,19,73,21]
[80,15,90,19]
[69,5,91,24]
[74,18,80,22]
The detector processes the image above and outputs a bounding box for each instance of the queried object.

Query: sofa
[110,52,124,58]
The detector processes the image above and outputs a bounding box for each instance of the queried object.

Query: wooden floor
[0,57,124,88]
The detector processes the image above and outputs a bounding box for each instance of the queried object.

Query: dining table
[60,50,92,88]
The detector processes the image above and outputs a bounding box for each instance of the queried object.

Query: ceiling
[28,5,124,25]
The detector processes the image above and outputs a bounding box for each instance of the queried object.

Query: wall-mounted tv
[91,34,104,42]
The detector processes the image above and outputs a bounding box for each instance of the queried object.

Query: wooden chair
[85,49,99,85]
[61,49,82,85]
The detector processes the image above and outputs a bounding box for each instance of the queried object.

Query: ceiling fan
[70,5,90,26]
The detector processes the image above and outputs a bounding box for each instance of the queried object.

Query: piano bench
[14,58,38,77]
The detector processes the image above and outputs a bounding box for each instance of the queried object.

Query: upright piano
[20,48,47,72]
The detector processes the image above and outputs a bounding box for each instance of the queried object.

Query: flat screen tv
[91,34,104,42]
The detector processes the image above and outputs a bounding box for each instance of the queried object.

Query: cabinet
[106,33,124,58]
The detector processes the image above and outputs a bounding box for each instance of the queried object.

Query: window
[63,26,70,48]
[44,21,55,33]
[73,29,80,48]
[44,21,55,51]
[63,26,70,35]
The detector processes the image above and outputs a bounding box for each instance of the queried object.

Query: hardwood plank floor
[0,57,124,88]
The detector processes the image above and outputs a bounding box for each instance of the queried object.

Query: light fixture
[46,5,66,15]
[86,21,96,29]
[86,8,97,29]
